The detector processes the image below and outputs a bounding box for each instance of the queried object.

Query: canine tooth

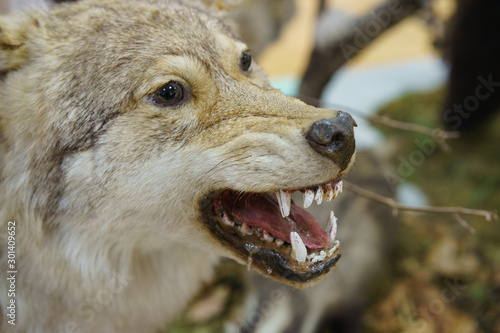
[240,223,253,235]
[275,190,291,218]
[315,187,323,205]
[290,232,307,263]
[221,212,234,227]
[262,231,274,242]
[275,239,284,247]
[303,190,314,208]
[334,180,343,198]
[326,211,337,242]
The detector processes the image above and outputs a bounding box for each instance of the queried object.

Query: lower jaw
[200,192,342,285]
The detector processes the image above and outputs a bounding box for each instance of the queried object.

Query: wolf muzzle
[306,111,356,171]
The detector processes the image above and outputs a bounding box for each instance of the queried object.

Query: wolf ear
[0,15,38,73]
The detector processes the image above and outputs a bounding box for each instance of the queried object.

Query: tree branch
[365,114,460,152]
[300,96,461,152]
[344,181,498,233]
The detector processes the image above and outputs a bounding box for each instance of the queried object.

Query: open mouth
[201,178,343,285]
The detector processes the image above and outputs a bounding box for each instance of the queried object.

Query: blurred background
[2,1,498,332]
[256,1,500,332]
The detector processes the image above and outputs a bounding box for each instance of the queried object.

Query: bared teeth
[333,180,343,199]
[326,211,337,242]
[327,240,340,257]
[324,183,334,201]
[308,250,327,264]
[303,189,314,208]
[306,240,341,263]
[276,190,291,218]
[221,211,234,227]
[273,179,343,212]
[240,223,253,235]
[315,187,323,205]
[262,230,274,242]
[290,231,307,263]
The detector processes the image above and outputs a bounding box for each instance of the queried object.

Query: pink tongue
[220,192,329,250]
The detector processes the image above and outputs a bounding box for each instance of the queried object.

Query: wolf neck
[21,219,220,332]
[80,224,217,292]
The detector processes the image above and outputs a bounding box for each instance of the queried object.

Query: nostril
[308,120,335,145]
[331,133,344,145]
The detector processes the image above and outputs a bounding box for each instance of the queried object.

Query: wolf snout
[306,111,356,171]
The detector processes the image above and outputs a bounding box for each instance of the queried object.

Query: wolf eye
[153,81,185,107]
[239,50,252,72]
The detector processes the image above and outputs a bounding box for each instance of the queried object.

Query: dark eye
[152,81,185,107]
[239,50,252,72]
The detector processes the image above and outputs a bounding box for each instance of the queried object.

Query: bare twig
[344,181,498,228]
[300,96,461,152]
[365,114,460,152]
[453,213,476,234]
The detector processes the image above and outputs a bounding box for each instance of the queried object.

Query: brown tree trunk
[299,0,425,106]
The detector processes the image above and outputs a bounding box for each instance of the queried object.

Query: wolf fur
[0,0,355,332]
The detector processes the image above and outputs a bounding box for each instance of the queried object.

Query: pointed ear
[0,14,38,73]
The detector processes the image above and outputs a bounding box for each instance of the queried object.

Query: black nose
[307,111,356,170]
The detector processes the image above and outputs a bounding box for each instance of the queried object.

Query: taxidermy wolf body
[0,0,356,332]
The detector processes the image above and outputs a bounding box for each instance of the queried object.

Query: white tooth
[325,183,334,201]
[275,239,284,247]
[262,231,274,242]
[327,240,340,257]
[326,211,337,241]
[290,231,307,263]
[303,190,314,208]
[275,190,291,218]
[315,187,323,205]
[332,180,343,199]
[240,223,253,235]
[221,212,234,227]
[334,180,343,197]
[307,249,328,264]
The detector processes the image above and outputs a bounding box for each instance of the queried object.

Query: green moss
[368,86,500,331]
[375,87,500,212]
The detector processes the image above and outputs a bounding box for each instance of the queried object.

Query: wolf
[0,0,356,332]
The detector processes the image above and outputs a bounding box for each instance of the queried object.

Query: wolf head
[0,0,355,286]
